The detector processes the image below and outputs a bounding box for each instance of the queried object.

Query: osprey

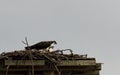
[25,41,57,52]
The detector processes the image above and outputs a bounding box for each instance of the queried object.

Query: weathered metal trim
[5,60,45,66]
[59,60,96,66]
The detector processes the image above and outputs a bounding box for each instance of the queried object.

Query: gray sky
[0,0,120,75]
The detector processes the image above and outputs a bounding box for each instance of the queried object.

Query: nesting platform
[0,49,102,75]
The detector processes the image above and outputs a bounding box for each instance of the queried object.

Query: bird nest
[0,49,87,61]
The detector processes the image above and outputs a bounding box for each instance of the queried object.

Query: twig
[53,63,61,75]
[23,37,34,75]
[5,65,10,75]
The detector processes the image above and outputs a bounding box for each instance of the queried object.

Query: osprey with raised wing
[25,41,57,52]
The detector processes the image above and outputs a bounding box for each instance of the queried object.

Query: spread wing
[25,41,57,50]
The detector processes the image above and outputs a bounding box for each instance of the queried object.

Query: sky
[0,0,120,75]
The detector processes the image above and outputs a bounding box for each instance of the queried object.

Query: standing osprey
[25,41,57,52]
